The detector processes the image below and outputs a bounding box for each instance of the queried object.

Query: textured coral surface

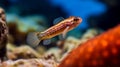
[0,8,8,61]
[59,24,120,67]
[0,59,58,67]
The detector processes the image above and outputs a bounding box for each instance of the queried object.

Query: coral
[44,47,62,62]
[0,59,58,67]
[7,45,41,60]
[82,28,102,39]
[7,14,47,45]
[80,28,103,43]
[63,36,81,52]
[35,46,46,55]
[0,7,8,61]
[58,24,120,67]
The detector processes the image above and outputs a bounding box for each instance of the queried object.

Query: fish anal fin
[62,26,70,39]
[43,39,51,45]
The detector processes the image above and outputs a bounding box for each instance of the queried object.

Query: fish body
[27,16,82,46]
[58,25,120,67]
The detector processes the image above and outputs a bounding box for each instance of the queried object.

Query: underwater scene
[0,0,120,67]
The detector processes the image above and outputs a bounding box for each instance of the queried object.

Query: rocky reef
[0,7,120,67]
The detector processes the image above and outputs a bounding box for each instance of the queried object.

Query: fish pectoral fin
[43,39,51,45]
[26,32,40,47]
[53,17,64,24]
[62,26,70,39]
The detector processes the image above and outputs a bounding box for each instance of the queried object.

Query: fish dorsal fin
[53,17,64,25]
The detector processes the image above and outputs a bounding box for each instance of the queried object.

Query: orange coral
[59,24,120,67]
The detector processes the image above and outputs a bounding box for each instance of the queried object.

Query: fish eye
[73,18,79,21]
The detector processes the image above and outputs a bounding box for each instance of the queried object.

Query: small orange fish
[27,16,82,46]
[58,25,120,67]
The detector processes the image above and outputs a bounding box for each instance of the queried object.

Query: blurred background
[0,0,120,46]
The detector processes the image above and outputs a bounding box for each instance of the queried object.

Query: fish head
[72,16,82,25]
[67,16,82,29]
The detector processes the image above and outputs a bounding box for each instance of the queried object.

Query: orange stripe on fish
[58,24,120,67]
[27,16,82,46]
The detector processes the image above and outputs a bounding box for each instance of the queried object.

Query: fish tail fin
[26,32,41,47]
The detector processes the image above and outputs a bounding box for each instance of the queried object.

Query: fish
[58,24,120,67]
[27,16,82,46]
[0,7,8,61]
